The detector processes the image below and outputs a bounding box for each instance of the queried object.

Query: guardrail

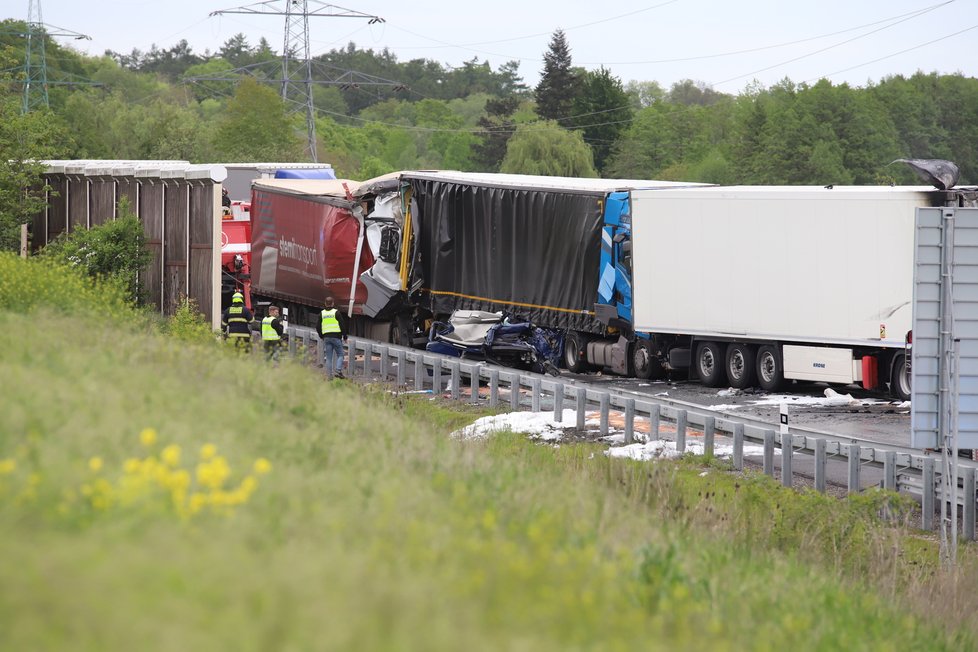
[277,329,978,537]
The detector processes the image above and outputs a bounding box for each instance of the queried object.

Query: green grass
[1,252,977,650]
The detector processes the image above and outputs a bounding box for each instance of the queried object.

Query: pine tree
[534,30,580,122]
[474,96,520,172]
[571,67,632,172]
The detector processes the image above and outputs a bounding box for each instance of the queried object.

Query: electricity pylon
[210,1,384,162]
[18,0,92,113]
[22,0,48,112]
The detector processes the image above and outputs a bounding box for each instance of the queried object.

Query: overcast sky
[17,0,977,94]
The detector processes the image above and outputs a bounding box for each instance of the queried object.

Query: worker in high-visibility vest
[261,305,286,362]
[318,295,347,379]
[221,291,254,353]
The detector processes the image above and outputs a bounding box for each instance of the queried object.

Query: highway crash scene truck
[225,169,976,399]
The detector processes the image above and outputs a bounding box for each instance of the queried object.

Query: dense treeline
[1,18,976,247]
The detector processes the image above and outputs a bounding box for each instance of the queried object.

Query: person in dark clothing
[318,295,348,379]
[222,187,232,209]
[261,305,286,362]
[221,291,254,353]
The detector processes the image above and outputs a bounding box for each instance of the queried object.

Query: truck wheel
[725,343,755,389]
[632,339,663,380]
[755,345,784,392]
[695,341,726,387]
[563,332,588,373]
[389,313,413,347]
[890,352,911,401]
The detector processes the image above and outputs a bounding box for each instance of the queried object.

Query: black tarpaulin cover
[411,177,605,333]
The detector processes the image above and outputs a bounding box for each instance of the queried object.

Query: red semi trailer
[238,177,407,339]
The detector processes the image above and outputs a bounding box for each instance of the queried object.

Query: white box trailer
[629,185,947,397]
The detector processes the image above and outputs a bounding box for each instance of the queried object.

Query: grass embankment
[0,252,976,650]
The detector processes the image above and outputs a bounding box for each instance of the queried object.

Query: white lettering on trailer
[278,237,318,266]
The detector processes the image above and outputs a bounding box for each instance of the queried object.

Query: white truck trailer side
[629,185,945,399]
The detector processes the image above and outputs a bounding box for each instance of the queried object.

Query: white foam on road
[452,411,774,462]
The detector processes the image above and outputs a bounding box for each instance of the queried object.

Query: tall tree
[571,67,632,172]
[474,96,520,172]
[534,30,580,121]
[500,121,596,177]
[0,99,70,251]
[625,80,667,109]
[212,78,302,161]
[218,33,252,67]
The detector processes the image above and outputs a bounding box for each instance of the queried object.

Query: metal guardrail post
[964,468,976,542]
[624,398,635,445]
[289,330,298,358]
[489,369,499,408]
[432,358,442,395]
[576,388,586,430]
[450,361,460,400]
[553,382,564,422]
[781,433,793,488]
[469,366,480,405]
[847,444,861,494]
[362,342,371,377]
[763,430,775,476]
[676,410,687,453]
[703,416,715,458]
[301,332,311,363]
[732,422,744,471]
[814,438,827,493]
[316,338,324,370]
[347,339,355,372]
[650,404,660,440]
[883,451,897,491]
[414,354,424,390]
[531,378,541,412]
[922,457,936,531]
[396,350,406,387]
[376,345,387,379]
[599,393,610,437]
[510,373,521,410]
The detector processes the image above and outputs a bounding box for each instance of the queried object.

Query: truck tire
[389,313,413,347]
[725,343,755,389]
[695,341,726,387]
[632,339,664,380]
[890,352,911,401]
[563,332,588,373]
[755,344,784,392]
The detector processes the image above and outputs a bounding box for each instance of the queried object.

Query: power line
[369,0,954,71]
[310,104,634,134]
[807,21,978,83]
[580,0,956,65]
[710,0,953,87]
[385,0,682,52]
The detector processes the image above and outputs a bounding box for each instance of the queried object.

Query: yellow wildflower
[188,493,206,515]
[253,458,272,475]
[200,443,217,461]
[240,475,258,496]
[169,469,191,490]
[140,428,158,447]
[88,457,103,473]
[0,458,15,475]
[161,444,181,467]
[123,458,141,474]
